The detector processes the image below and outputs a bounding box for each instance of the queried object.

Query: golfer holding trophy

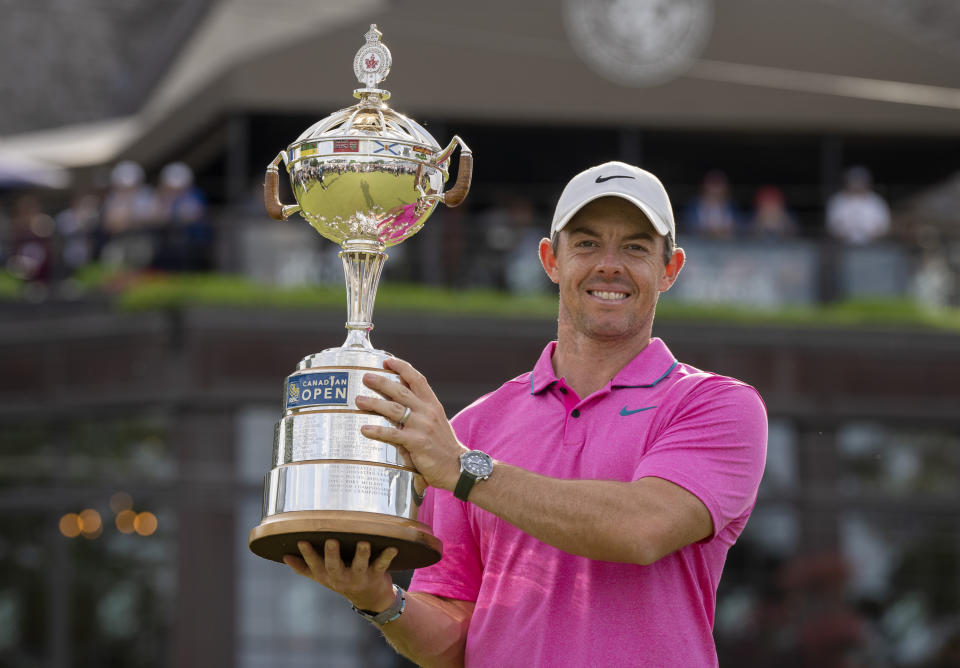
[249,25,472,571]
[252,23,766,668]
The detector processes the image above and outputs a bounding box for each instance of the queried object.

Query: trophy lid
[289,25,440,152]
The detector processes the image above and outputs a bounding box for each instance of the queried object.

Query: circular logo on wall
[562,0,714,87]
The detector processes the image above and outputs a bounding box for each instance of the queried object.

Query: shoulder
[664,363,766,419]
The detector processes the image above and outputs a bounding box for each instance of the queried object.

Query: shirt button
[571,409,581,418]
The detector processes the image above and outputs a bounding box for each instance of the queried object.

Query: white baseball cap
[550,161,675,240]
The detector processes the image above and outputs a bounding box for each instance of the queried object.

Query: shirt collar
[528,338,677,395]
[610,338,678,388]
[529,341,560,395]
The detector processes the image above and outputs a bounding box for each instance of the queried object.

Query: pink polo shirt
[410,338,767,667]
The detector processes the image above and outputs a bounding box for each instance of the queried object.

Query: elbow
[416,637,468,668]
[631,543,663,567]
[627,527,686,566]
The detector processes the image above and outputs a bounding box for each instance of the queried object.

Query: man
[284,161,768,667]
[826,165,891,245]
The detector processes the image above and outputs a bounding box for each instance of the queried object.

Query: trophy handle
[434,136,473,208]
[264,152,302,221]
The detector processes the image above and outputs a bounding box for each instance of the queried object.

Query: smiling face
[540,196,684,347]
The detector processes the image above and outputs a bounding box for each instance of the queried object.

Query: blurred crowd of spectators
[443,165,897,297]
[0,160,211,297]
[0,159,932,302]
[681,166,890,244]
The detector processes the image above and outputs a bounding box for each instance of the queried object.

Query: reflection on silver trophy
[248,25,472,570]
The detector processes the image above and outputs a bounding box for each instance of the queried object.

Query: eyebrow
[566,226,656,242]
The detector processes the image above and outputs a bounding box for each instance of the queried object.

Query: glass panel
[837,423,960,496]
[0,416,175,668]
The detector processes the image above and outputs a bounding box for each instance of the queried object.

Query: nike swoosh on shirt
[595,175,635,183]
[620,406,656,416]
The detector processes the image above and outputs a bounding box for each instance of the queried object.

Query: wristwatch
[352,584,406,626]
[454,450,494,501]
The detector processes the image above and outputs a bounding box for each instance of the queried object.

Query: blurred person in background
[466,193,539,289]
[6,194,56,294]
[0,199,10,270]
[152,161,212,272]
[100,160,157,271]
[826,166,890,245]
[912,225,955,310]
[683,169,741,240]
[55,191,101,280]
[749,186,797,239]
[502,196,552,294]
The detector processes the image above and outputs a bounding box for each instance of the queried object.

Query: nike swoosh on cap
[620,406,656,416]
[595,175,635,183]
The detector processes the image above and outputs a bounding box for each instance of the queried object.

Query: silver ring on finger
[397,405,412,428]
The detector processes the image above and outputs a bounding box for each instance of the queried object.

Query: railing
[226,213,924,308]
[3,207,947,308]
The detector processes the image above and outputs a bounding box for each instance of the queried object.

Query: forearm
[467,462,709,565]
[379,592,472,668]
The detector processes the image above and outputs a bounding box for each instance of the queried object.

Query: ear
[659,247,685,292]
[539,237,560,284]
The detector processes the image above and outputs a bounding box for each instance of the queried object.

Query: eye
[575,239,599,248]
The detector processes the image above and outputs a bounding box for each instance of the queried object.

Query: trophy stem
[339,240,387,350]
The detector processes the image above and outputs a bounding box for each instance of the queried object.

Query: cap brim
[553,192,671,238]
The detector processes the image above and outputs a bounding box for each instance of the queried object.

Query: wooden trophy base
[248,510,442,571]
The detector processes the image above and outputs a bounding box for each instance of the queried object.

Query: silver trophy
[249,25,472,570]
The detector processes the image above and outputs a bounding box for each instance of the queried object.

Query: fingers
[355,394,408,425]
[373,546,400,572]
[284,541,331,587]
[324,538,345,578]
[362,372,418,408]
[383,357,432,397]
[288,539,396,581]
[363,358,433,408]
[282,553,312,578]
[351,541,371,576]
[286,539,399,612]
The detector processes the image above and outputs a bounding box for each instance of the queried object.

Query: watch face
[462,451,493,477]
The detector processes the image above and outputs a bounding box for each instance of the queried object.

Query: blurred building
[1,0,960,220]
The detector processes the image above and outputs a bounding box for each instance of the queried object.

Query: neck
[551,324,653,398]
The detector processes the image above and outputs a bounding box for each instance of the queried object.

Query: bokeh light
[79,508,102,539]
[58,513,81,538]
[133,512,158,536]
[115,509,136,534]
[110,491,133,513]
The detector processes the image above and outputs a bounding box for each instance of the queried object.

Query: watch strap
[454,470,477,501]
[352,584,405,625]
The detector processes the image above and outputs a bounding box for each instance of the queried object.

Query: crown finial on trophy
[353,24,393,99]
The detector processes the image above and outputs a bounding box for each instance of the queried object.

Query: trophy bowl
[248,25,472,571]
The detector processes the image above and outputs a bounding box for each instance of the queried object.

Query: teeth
[591,290,627,300]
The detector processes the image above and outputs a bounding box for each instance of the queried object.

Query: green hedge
[5,268,960,332]
[110,272,960,331]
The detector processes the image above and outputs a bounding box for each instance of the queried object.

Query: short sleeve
[408,486,484,602]
[632,379,768,540]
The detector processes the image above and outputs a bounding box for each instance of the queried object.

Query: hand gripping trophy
[249,25,472,570]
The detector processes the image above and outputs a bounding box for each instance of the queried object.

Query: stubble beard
[558,292,657,345]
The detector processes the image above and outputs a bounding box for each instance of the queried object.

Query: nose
[594,246,624,275]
